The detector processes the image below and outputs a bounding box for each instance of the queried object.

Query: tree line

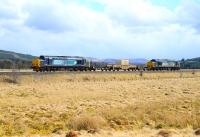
[180,58,200,69]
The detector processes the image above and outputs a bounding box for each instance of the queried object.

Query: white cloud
[99,0,174,26]
[0,0,200,59]
[175,0,200,31]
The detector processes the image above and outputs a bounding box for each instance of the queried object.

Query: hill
[0,50,35,61]
[0,50,35,69]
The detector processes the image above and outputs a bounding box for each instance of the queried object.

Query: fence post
[192,70,195,75]
[140,70,143,77]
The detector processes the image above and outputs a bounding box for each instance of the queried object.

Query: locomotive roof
[151,59,178,62]
[40,55,85,59]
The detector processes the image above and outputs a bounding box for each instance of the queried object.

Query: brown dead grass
[68,115,107,130]
[0,71,200,136]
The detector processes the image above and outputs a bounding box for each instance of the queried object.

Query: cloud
[0,0,200,59]
[23,0,73,32]
[99,0,174,26]
[175,0,200,31]
[0,0,19,20]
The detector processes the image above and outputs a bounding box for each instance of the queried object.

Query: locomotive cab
[146,59,156,70]
[32,56,48,72]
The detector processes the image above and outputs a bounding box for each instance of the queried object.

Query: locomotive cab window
[39,56,45,60]
[77,60,84,65]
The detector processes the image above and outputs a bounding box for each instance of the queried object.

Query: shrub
[3,75,20,84]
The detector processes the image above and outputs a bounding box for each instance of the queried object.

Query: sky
[0,0,200,59]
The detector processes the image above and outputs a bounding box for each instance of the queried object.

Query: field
[0,71,200,137]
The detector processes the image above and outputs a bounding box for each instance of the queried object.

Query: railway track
[0,69,200,76]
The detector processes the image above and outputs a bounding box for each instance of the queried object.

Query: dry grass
[0,71,200,136]
[68,115,107,130]
[1,73,21,84]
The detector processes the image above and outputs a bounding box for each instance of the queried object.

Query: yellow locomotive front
[32,58,41,72]
[146,60,156,70]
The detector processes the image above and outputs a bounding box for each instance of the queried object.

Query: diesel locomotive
[32,55,96,72]
[146,59,180,71]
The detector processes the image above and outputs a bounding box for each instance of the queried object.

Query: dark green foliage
[180,57,200,69]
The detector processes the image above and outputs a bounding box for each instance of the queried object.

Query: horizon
[0,0,200,59]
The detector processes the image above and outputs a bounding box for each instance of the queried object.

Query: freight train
[32,55,180,72]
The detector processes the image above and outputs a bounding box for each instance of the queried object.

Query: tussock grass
[68,115,107,130]
[1,75,21,84]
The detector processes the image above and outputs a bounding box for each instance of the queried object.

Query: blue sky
[74,0,105,11]
[150,0,181,9]
[80,0,182,10]
[0,0,200,59]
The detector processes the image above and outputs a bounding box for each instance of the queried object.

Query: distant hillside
[0,50,35,69]
[129,58,148,65]
[0,50,35,61]
[181,57,200,69]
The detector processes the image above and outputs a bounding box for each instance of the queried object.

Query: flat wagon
[101,60,138,71]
